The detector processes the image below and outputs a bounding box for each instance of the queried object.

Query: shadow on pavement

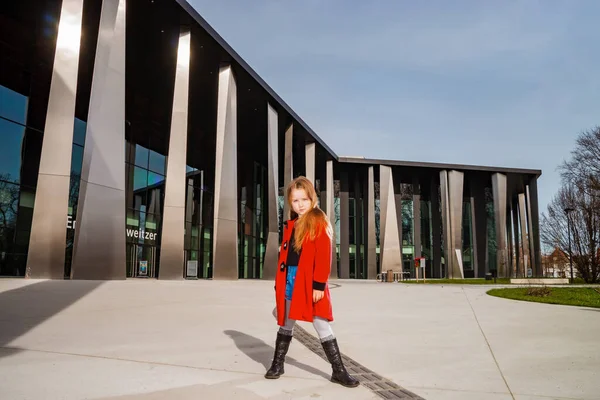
[0,280,103,357]
[224,330,330,380]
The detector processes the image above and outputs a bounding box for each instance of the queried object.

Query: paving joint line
[462,287,515,400]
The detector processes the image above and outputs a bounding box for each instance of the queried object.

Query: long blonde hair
[286,176,333,252]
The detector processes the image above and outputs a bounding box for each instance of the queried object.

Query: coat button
[280,262,285,271]
[283,241,287,250]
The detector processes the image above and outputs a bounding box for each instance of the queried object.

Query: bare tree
[541,127,600,283]
[561,126,600,194]
[0,174,20,275]
[0,174,19,231]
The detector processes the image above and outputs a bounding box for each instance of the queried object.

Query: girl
[265,176,359,388]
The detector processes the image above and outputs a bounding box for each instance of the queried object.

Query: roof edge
[175,0,338,158]
[339,157,543,176]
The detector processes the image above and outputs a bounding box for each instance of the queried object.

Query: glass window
[0,183,19,227]
[126,208,140,227]
[0,85,28,125]
[132,192,148,210]
[402,200,414,246]
[146,187,162,214]
[0,181,20,204]
[147,171,165,187]
[73,118,86,147]
[145,214,158,230]
[148,150,165,175]
[0,118,25,183]
[71,145,84,176]
[133,167,148,191]
[134,144,149,168]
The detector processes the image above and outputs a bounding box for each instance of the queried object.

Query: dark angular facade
[0,0,542,280]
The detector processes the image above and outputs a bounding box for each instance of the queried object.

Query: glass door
[127,244,157,278]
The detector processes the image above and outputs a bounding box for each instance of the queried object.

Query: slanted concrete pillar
[212,65,238,280]
[380,166,402,273]
[157,29,191,280]
[492,173,508,277]
[27,0,85,278]
[263,104,279,280]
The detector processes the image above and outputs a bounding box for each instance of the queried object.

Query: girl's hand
[313,289,324,303]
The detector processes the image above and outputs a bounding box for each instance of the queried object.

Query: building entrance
[127,244,158,278]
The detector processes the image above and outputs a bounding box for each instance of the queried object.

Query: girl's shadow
[224,330,330,380]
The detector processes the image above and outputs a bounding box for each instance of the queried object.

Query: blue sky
[188,0,600,213]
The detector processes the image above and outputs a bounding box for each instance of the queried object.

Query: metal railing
[376,271,411,282]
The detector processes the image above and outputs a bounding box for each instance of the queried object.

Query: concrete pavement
[0,279,598,399]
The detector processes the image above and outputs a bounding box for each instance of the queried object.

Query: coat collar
[283,218,298,230]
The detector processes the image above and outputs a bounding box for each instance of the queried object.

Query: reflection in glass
[133,166,148,191]
[134,144,149,168]
[0,85,28,125]
[65,119,87,277]
[71,145,84,176]
[402,200,413,246]
[238,163,267,279]
[0,119,26,184]
[183,168,213,278]
[0,186,19,227]
[147,171,165,187]
[148,150,165,175]
[126,208,140,227]
[73,118,86,146]
[485,187,497,272]
[462,202,474,273]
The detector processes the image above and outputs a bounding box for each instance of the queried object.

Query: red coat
[275,216,334,326]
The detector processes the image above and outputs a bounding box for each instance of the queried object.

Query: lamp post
[564,207,575,284]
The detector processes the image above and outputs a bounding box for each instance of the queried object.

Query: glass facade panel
[0,78,34,277]
[133,167,148,191]
[485,187,497,273]
[147,171,165,187]
[402,200,413,246]
[184,172,214,278]
[73,118,86,147]
[0,180,22,276]
[0,118,25,184]
[70,145,84,178]
[0,182,20,215]
[134,144,149,169]
[126,143,166,278]
[420,199,434,277]
[148,150,165,175]
[0,85,28,125]
[462,201,474,274]
[65,119,87,277]
[238,162,267,279]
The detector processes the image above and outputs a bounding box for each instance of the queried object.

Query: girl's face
[291,188,312,217]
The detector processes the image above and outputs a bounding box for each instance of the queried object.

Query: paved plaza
[0,279,598,400]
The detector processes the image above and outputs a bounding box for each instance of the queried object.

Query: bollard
[386,269,394,282]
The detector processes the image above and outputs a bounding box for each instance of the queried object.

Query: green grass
[403,278,512,285]
[487,287,600,308]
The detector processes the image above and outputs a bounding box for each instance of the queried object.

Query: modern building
[0,0,542,281]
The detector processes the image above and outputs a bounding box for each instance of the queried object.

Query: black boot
[321,338,359,388]
[265,332,292,379]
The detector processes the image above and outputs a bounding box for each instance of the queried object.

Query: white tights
[279,300,334,342]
